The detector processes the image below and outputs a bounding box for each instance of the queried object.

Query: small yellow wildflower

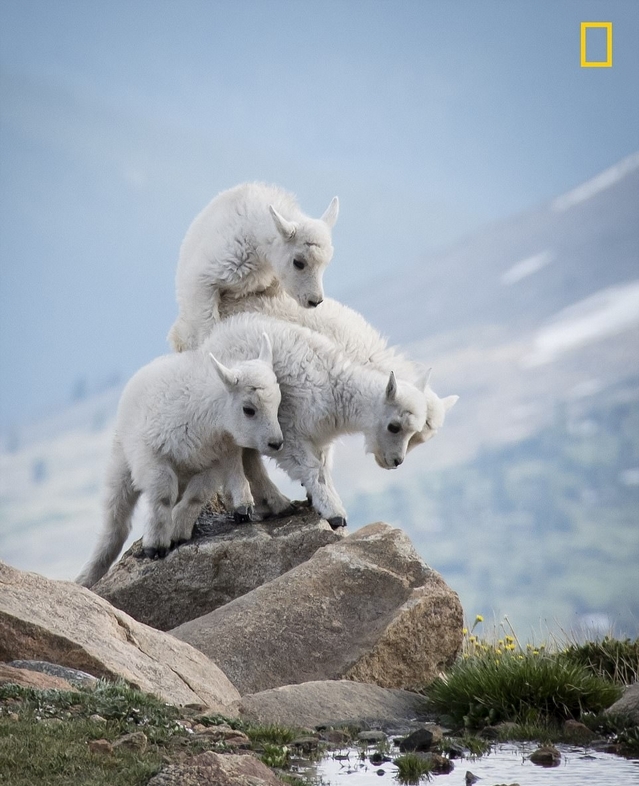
[475,615,484,623]
[462,628,468,635]
[505,635,514,643]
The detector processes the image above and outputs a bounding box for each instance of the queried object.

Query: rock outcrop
[0,663,78,692]
[237,679,432,729]
[147,751,284,786]
[606,682,639,725]
[93,505,342,630]
[0,561,240,710]
[171,522,463,694]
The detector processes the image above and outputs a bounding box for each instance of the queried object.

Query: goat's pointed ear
[258,332,273,366]
[385,371,397,402]
[321,196,339,228]
[442,395,459,412]
[209,353,238,389]
[269,205,296,240]
[416,365,433,392]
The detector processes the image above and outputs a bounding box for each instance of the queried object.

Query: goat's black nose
[394,457,403,467]
[307,298,323,308]
[268,440,283,451]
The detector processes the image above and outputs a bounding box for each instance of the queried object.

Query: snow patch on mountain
[551,151,639,212]
[523,280,639,366]
[501,250,554,285]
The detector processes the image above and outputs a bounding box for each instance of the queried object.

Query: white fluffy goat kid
[202,314,429,529]
[168,182,339,352]
[76,334,282,588]
[219,289,459,447]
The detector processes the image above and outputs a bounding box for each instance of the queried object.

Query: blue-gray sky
[1,0,638,429]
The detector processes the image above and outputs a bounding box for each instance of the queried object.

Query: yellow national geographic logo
[581,22,613,67]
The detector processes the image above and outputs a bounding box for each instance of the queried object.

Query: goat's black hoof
[143,546,169,560]
[327,516,347,530]
[234,505,254,524]
[170,538,188,550]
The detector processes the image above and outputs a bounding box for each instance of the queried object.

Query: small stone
[444,741,465,758]
[193,725,250,747]
[113,731,148,754]
[357,730,387,743]
[369,752,391,765]
[377,769,385,776]
[399,725,443,752]
[89,714,107,724]
[563,719,597,743]
[6,712,19,722]
[291,736,321,752]
[429,753,454,774]
[88,739,113,755]
[320,729,351,745]
[465,772,478,786]
[529,745,561,767]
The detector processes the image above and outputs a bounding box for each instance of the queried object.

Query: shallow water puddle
[309,743,639,785]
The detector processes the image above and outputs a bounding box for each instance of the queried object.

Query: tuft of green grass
[427,651,622,730]
[393,753,433,784]
[244,723,301,746]
[260,742,290,768]
[559,637,639,685]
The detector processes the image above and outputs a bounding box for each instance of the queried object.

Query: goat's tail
[76,442,139,587]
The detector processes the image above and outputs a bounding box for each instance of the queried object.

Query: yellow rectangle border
[581,22,612,67]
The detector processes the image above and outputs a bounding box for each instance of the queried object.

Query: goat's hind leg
[171,466,219,547]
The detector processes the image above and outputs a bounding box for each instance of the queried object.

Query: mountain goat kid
[219,289,459,447]
[202,314,428,528]
[168,182,339,352]
[76,334,282,588]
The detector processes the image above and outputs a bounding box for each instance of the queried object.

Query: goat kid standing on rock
[219,288,459,448]
[76,334,283,588]
[168,182,339,352]
[202,314,428,528]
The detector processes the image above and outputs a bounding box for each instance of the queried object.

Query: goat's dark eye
[387,423,401,434]
[293,258,306,270]
[243,406,256,417]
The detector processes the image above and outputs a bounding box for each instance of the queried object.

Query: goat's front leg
[276,440,348,529]
[219,447,255,523]
[242,449,294,519]
[171,466,220,546]
[141,462,179,558]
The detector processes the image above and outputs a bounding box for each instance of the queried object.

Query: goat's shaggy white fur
[168,182,339,352]
[76,335,282,587]
[202,314,428,526]
[218,287,458,447]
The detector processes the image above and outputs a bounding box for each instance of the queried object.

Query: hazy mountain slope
[349,152,639,343]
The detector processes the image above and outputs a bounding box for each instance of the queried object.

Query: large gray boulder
[0,561,240,710]
[93,505,342,631]
[172,522,463,695]
[238,679,432,729]
[606,682,639,725]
